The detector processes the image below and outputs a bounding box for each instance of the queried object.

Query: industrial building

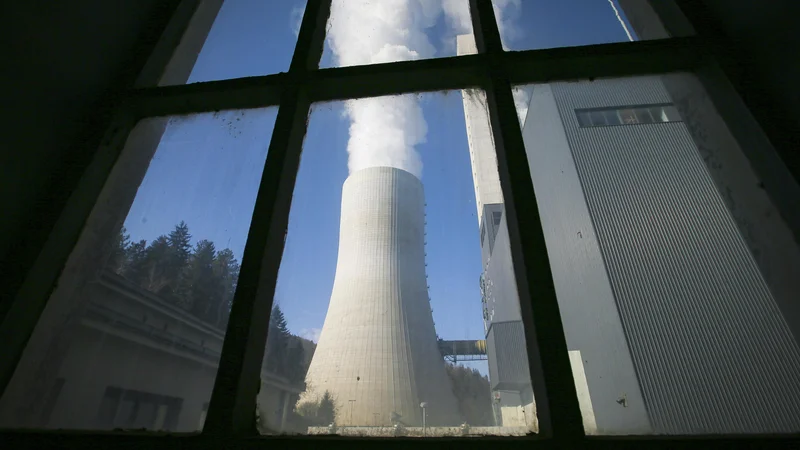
[1,271,307,433]
[458,30,800,432]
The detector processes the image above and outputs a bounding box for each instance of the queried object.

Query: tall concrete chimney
[300,166,459,426]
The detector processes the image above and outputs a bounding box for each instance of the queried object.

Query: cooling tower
[300,166,460,427]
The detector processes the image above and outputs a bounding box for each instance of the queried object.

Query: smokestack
[300,167,459,426]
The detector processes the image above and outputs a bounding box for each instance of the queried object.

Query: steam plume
[327,0,523,178]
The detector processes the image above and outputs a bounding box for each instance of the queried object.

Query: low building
[40,272,306,433]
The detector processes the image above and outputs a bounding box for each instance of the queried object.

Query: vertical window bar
[202,0,330,435]
[469,0,585,438]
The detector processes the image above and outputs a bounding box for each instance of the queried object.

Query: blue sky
[123,0,635,373]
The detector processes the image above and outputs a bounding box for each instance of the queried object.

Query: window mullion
[202,0,329,436]
[470,0,585,439]
[124,36,707,119]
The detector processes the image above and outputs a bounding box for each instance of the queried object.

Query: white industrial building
[459,28,800,433]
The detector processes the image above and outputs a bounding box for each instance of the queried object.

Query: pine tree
[122,239,148,283]
[141,236,172,295]
[265,306,309,383]
[108,226,131,274]
[167,221,192,263]
[165,221,192,307]
[318,390,337,425]
[445,363,493,426]
[272,306,290,337]
[186,240,217,320]
[212,248,239,327]
[265,306,290,376]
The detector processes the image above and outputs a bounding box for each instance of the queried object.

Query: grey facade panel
[549,77,800,433]
[483,212,524,325]
[486,321,530,391]
[522,83,651,434]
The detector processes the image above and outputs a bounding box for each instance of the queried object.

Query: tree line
[108,221,309,385]
[445,363,495,426]
[108,221,240,329]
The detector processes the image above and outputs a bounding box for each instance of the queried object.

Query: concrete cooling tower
[300,166,460,427]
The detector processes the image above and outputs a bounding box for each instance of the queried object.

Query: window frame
[2,0,799,447]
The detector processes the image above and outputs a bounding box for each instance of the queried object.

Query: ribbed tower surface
[300,166,460,427]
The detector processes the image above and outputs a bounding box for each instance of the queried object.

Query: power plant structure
[457,27,800,433]
[300,166,460,427]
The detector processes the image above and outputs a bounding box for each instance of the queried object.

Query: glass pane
[663,105,681,122]
[650,106,668,123]
[491,0,638,51]
[258,90,537,436]
[636,107,654,124]
[161,0,306,85]
[0,107,279,431]
[321,0,471,68]
[589,110,607,127]
[618,108,638,124]
[516,74,800,435]
[576,111,591,128]
[603,110,621,126]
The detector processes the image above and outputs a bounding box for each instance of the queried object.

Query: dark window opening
[95,386,183,431]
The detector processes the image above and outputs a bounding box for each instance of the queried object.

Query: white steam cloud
[326,0,524,178]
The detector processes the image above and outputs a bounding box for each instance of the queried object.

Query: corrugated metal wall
[486,321,529,391]
[548,77,800,433]
[523,84,651,434]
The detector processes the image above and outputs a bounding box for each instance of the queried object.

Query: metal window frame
[2,0,800,448]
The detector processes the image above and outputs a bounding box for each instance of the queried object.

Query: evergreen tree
[445,363,494,426]
[263,306,306,383]
[318,390,337,425]
[167,221,192,263]
[186,240,217,320]
[212,248,239,327]
[296,390,337,426]
[109,226,131,274]
[265,306,290,376]
[285,338,306,384]
[142,236,172,295]
[272,306,290,337]
[122,239,148,283]
[166,221,192,304]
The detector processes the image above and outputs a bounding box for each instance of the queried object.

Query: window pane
[636,107,654,124]
[663,105,682,122]
[516,74,800,434]
[650,106,668,122]
[590,111,607,126]
[0,108,279,431]
[321,0,470,68]
[576,111,591,127]
[161,0,306,85]
[492,0,642,51]
[618,108,638,124]
[258,91,537,436]
[603,110,621,126]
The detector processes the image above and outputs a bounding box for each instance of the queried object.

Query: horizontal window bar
[124,37,708,118]
[2,431,799,449]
